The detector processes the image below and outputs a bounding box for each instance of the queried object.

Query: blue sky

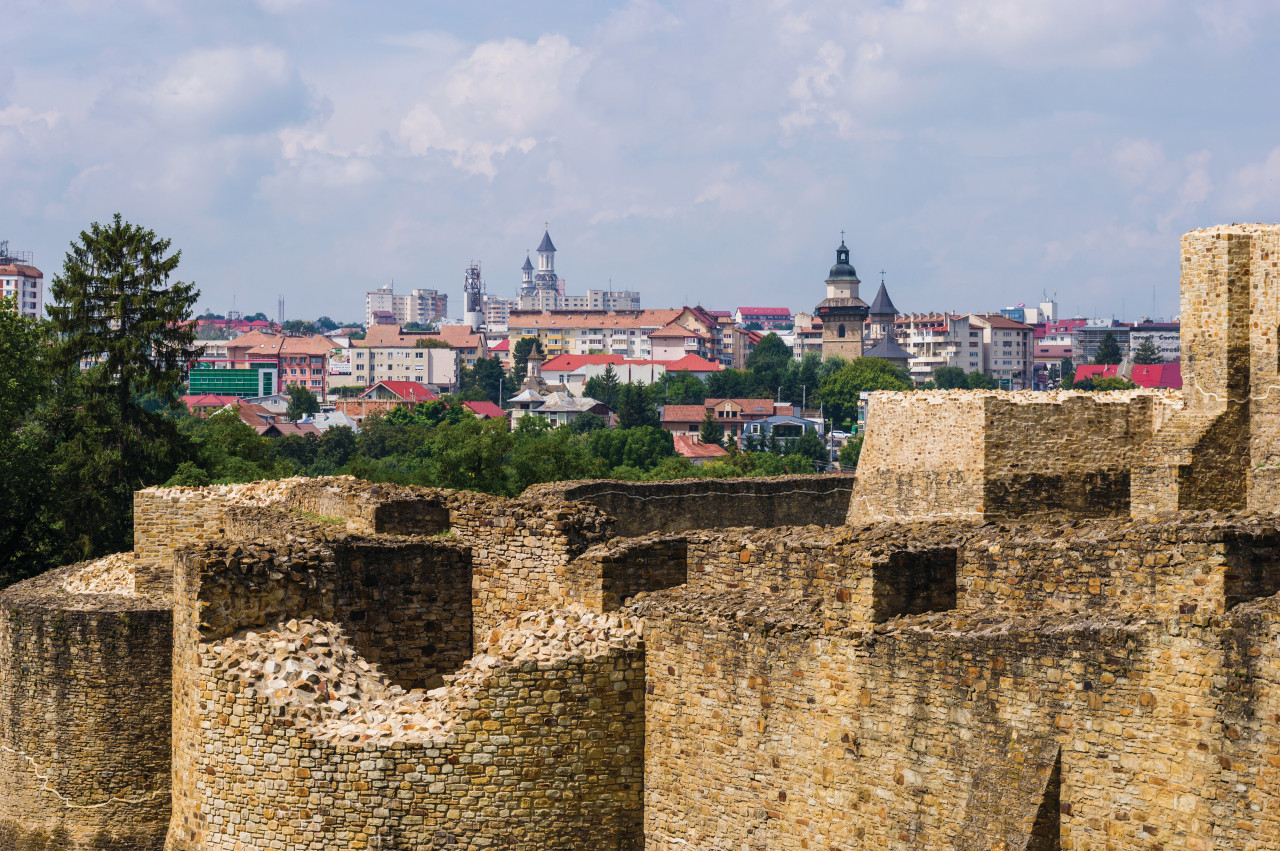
[4,0,1278,323]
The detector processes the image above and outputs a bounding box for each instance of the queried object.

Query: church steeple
[815,231,870,362]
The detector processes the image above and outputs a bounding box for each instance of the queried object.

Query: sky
[3,0,1279,324]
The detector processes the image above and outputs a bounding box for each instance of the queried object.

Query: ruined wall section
[852,390,1177,524]
[848,392,987,524]
[526,475,855,536]
[0,564,172,850]
[167,531,644,851]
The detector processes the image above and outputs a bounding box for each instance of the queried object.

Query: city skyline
[5,1,1279,321]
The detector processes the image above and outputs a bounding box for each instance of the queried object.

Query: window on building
[837,324,846,338]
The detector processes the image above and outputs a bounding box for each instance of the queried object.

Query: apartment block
[0,243,43,319]
[970,313,1035,390]
[896,313,983,385]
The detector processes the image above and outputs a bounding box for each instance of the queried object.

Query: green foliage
[459,357,508,405]
[1093,331,1123,365]
[654,369,706,405]
[615,383,659,429]
[818,358,912,423]
[840,433,863,470]
[1059,357,1076,389]
[699,408,723,445]
[47,213,200,416]
[512,337,542,382]
[966,371,999,389]
[569,411,607,434]
[930,366,968,389]
[583,364,622,409]
[281,319,316,335]
[1132,336,1163,364]
[314,316,338,332]
[704,368,750,399]
[413,337,451,348]
[587,426,675,471]
[1092,376,1138,391]
[285,384,320,421]
[745,333,793,395]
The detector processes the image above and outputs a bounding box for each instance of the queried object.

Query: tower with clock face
[815,236,869,361]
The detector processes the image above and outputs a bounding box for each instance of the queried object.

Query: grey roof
[827,241,860,283]
[522,255,534,271]
[868,281,898,317]
[864,333,913,362]
[537,230,556,253]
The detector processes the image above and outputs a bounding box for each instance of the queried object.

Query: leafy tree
[269,432,319,471]
[414,337,451,348]
[615,383,659,429]
[1093,376,1139,391]
[286,384,320,420]
[588,426,675,471]
[512,337,543,382]
[818,358,912,424]
[794,430,828,468]
[930,366,969,389]
[1093,331,1123,365]
[704,368,749,400]
[1060,357,1077,389]
[742,321,763,331]
[699,408,723,445]
[584,364,622,409]
[425,418,513,494]
[839,434,863,470]
[508,423,601,493]
[0,298,54,583]
[746,333,794,396]
[245,312,270,323]
[1132,336,1163,364]
[281,319,316,335]
[460,357,508,405]
[317,425,357,467]
[314,316,338,332]
[966,371,999,390]
[570,411,607,434]
[655,369,707,405]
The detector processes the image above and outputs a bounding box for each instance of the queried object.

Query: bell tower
[815,234,869,361]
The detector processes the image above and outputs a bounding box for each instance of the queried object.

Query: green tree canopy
[286,384,320,421]
[583,363,622,409]
[818,358,912,423]
[745,333,794,395]
[615,383,659,429]
[1132,336,1163,364]
[930,366,968,389]
[1093,376,1138,391]
[1094,331,1123,365]
[698,408,723,445]
[47,213,200,416]
[512,337,543,382]
[1059,357,1077,389]
[966,370,999,390]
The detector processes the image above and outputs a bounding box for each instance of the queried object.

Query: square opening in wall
[871,548,959,622]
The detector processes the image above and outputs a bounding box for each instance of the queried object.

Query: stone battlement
[5,225,1280,849]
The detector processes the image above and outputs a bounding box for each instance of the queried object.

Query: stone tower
[816,237,869,361]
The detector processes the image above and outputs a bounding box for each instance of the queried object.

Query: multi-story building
[790,312,824,359]
[1128,320,1180,362]
[815,238,868,361]
[506,308,700,359]
[364,284,448,328]
[348,326,461,391]
[971,314,1035,390]
[999,300,1058,325]
[734,307,793,330]
[897,313,983,385]
[482,295,517,329]
[216,330,336,397]
[0,243,43,318]
[1072,321,1130,365]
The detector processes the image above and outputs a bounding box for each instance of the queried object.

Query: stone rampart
[0,563,172,850]
[526,475,855,536]
[850,390,1179,524]
[166,530,644,851]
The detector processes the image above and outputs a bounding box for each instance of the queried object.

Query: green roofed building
[187,361,279,398]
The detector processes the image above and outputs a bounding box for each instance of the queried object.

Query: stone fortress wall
[3,224,1280,850]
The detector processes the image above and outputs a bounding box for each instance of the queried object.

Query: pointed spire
[537,229,556,253]
[522,254,534,271]
[868,279,898,317]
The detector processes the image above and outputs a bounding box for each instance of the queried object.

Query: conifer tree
[1093,332,1123,365]
[1132,336,1163,364]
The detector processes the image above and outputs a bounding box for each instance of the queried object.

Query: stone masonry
[3,226,1280,849]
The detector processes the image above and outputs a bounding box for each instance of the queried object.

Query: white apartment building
[482,294,517,329]
[0,244,43,319]
[364,285,448,327]
[896,313,984,385]
[971,314,1035,390]
[343,337,458,392]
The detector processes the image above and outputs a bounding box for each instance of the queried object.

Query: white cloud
[400,34,581,177]
[1223,147,1280,214]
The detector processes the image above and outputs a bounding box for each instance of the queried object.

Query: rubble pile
[62,552,137,595]
[216,606,642,745]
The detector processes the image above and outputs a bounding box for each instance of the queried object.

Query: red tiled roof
[674,434,729,459]
[736,307,792,316]
[661,404,712,424]
[255,422,322,437]
[650,322,706,339]
[1131,362,1182,389]
[1072,364,1118,382]
[490,338,510,352]
[181,394,241,409]
[975,314,1034,330]
[658,354,724,373]
[358,325,484,350]
[0,263,42,278]
[462,400,506,419]
[361,381,440,402]
[506,309,682,330]
[542,354,630,372]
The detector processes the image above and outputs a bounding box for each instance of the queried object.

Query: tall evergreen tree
[512,337,542,382]
[1132,336,1163,364]
[698,408,723,445]
[1093,331,1123,365]
[1059,357,1076,389]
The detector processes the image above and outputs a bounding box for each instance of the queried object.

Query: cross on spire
[840,229,845,242]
